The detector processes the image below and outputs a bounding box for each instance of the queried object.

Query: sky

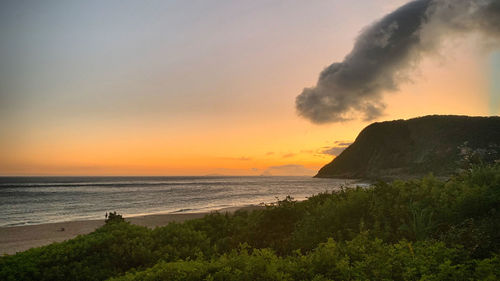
[0,0,497,176]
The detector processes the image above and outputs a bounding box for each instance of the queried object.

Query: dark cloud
[282,153,296,158]
[334,141,353,146]
[296,0,500,124]
[322,141,353,156]
[322,147,346,157]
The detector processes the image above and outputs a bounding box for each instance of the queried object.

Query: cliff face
[315,115,500,179]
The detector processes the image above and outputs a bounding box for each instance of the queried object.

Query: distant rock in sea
[316,115,500,179]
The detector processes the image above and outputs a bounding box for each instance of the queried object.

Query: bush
[105,212,124,224]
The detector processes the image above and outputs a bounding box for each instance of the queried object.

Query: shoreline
[0,205,262,256]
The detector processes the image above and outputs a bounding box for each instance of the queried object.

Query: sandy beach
[0,205,261,255]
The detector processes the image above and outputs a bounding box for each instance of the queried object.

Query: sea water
[0,176,360,227]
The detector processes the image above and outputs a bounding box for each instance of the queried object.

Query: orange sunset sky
[0,0,498,176]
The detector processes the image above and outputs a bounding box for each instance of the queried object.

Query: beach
[0,176,350,256]
[0,206,261,255]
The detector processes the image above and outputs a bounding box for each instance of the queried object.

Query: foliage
[106,212,125,224]
[109,235,500,281]
[1,164,500,280]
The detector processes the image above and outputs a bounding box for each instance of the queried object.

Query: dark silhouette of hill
[316,115,500,179]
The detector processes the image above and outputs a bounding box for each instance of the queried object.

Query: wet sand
[0,205,261,255]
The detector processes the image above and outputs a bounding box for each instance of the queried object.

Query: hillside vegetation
[316,115,500,179]
[1,164,500,280]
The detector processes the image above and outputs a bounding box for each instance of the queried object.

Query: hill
[315,115,500,179]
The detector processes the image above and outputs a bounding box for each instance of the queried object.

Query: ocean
[0,176,360,227]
